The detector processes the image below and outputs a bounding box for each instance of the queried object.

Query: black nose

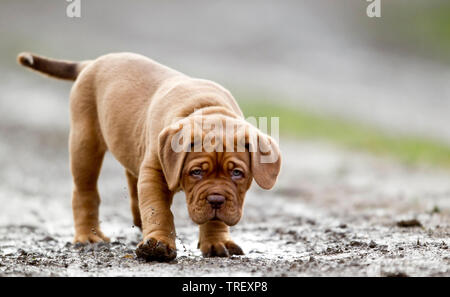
[207,195,225,209]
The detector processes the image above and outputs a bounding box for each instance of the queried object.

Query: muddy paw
[136,237,177,262]
[199,240,244,257]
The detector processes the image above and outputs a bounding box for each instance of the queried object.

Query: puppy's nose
[207,195,225,209]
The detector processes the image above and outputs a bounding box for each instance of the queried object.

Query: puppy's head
[158,115,281,226]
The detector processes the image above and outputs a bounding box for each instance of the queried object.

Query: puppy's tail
[17,52,91,81]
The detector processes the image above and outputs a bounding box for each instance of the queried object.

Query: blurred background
[0,0,449,276]
[1,0,450,164]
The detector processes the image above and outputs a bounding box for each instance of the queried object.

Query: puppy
[17,52,281,261]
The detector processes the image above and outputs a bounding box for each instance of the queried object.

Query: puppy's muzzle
[207,194,225,209]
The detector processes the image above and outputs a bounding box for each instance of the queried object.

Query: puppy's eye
[231,169,243,178]
[189,169,203,177]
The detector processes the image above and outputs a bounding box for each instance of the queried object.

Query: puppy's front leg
[135,166,177,261]
[198,221,244,257]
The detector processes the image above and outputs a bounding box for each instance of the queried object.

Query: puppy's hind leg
[126,170,142,229]
[70,122,109,244]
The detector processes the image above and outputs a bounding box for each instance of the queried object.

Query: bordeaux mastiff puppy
[17,52,281,261]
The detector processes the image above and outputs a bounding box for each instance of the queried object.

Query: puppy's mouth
[210,210,220,220]
[206,209,230,225]
[210,209,226,221]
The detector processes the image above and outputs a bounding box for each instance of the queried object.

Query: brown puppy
[17,52,281,261]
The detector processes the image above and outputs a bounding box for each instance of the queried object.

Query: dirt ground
[0,120,448,276]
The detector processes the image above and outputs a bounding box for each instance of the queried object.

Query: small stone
[350,241,363,247]
[396,219,422,228]
[40,236,56,242]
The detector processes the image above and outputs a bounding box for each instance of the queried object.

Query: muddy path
[0,123,448,276]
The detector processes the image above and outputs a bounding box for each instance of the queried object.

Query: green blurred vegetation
[238,95,450,168]
[366,1,450,62]
[415,6,450,56]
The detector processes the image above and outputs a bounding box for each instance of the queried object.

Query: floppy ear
[157,120,191,191]
[248,131,281,190]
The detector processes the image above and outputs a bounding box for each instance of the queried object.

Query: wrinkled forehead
[169,114,267,155]
[183,151,250,170]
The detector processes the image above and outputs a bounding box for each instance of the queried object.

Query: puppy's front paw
[73,230,110,244]
[199,239,244,257]
[136,237,177,262]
